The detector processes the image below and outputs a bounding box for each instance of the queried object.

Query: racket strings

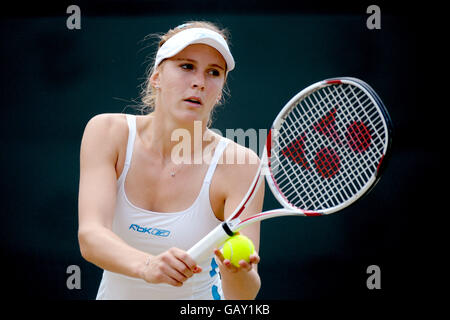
[304,85,380,207]
[286,87,357,208]
[273,87,348,208]
[302,84,384,206]
[270,83,387,211]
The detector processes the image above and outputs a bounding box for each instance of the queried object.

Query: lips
[183,96,203,106]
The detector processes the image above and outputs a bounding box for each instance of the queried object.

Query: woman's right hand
[142,247,202,287]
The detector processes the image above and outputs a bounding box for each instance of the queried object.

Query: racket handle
[187,222,233,264]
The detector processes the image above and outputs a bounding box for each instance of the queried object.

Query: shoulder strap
[203,137,230,184]
[117,114,136,184]
[124,114,136,167]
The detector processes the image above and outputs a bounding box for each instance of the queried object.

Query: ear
[216,92,222,104]
[149,70,160,89]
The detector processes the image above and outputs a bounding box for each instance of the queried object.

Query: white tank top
[96,114,229,300]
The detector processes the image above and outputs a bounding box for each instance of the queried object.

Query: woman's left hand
[214,248,260,273]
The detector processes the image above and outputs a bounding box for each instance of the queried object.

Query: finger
[193,265,202,273]
[223,259,239,273]
[160,251,194,281]
[166,275,184,287]
[214,249,235,269]
[214,248,225,263]
[170,257,195,280]
[162,262,190,284]
[169,279,183,287]
[215,248,246,273]
[249,253,260,265]
[170,248,200,274]
[157,269,183,287]
[238,260,253,272]
[213,248,226,266]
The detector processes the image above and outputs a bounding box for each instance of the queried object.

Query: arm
[215,145,264,300]
[78,114,200,287]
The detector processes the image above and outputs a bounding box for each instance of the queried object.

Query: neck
[142,114,212,165]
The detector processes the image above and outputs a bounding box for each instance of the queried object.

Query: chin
[174,111,209,126]
[173,105,209,123]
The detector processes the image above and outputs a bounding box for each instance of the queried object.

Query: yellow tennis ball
[221,234,255,267]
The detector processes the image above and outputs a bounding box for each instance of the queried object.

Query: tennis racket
[187,77,393,264]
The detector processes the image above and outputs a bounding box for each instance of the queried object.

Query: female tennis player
[78,21,264,300]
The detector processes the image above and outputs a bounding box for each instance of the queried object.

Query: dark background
[0,0,434,303]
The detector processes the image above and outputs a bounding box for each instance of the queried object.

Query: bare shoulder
[80,113,129,160]
[218,138,261,183]
[83,113,127,136]
[82,113,128,144]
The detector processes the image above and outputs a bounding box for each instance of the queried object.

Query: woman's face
[151,43,226,125]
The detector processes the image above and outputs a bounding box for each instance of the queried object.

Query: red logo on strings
[281,108,372,179]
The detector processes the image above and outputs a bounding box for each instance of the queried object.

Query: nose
[191,72,206,91]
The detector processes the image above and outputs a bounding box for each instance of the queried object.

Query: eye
[180,63,194,70]
[208,69,221,77]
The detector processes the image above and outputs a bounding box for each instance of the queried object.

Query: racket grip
[187,222,233,264]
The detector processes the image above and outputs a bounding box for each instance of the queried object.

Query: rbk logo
[129,224,171,237]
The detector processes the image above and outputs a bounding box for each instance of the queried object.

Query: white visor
[154,27,235,72]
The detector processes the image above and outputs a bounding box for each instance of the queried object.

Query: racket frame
[187,77,393,264]
[266,78,392,216]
